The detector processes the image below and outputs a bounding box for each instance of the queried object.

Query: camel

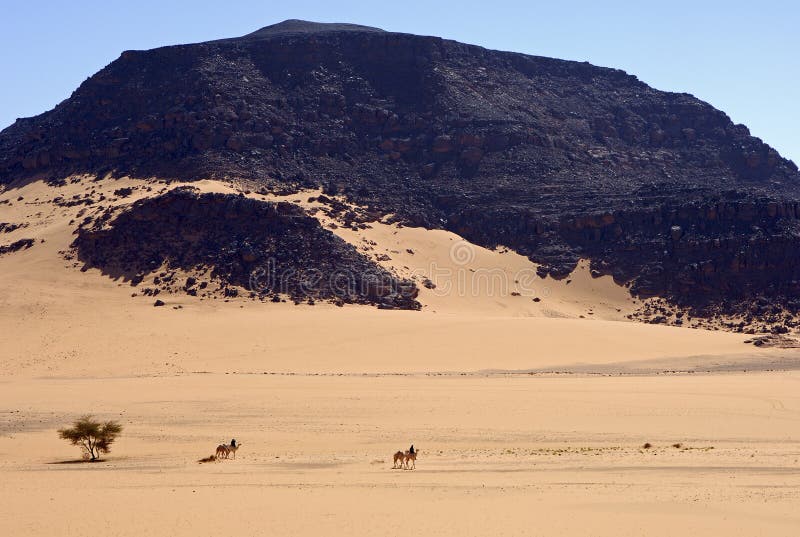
[403,449,417,470]
[215,444,230,459]
[215,442,241,460]
[392,448,418,470]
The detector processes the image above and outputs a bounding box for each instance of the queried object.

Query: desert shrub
[58,415,123,461]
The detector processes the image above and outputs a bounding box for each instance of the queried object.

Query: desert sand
[1,177,799,536]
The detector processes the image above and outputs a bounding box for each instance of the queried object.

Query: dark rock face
[73,189,419,309]
[3,20,800,312]
[0,238,35,255]
[559,199,800,310]
[0,222,27,233]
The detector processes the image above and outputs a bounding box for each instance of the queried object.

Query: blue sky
[1,1,798,162]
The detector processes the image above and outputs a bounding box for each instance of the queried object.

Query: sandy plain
[1,177,798,536]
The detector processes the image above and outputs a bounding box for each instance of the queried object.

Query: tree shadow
[47,459,105,465]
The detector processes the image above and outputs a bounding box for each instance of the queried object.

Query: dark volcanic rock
[3,19,800,313]
[0,238,35,255]
[73,189,419,309]
[235,19,385,38]
[0,222,27,233]
[558,200,800,308]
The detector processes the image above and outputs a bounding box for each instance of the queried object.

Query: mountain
[2,19,800,319]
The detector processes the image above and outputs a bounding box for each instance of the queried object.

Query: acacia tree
[58,415,123,461]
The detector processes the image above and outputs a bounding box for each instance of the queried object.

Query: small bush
[642,442,652,449]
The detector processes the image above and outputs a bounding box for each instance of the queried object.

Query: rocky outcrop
[0,238,34,255]
[445,196,800,307]
[0,222,27,233]
[2,20,800,314]
[73,189,420,309]
[558,199,800,314]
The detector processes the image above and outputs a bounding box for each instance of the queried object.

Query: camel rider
[409,444,415,455]
[231,439,237,448]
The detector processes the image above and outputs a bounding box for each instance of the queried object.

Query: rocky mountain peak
[239,19,386,40]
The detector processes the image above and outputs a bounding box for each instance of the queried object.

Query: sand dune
[0,177,788,377]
